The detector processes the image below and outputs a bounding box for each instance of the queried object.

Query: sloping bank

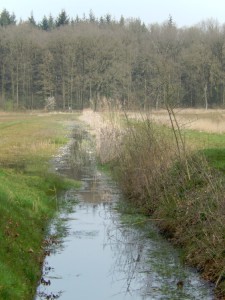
[80,109,225,299]
[0,112,80,299]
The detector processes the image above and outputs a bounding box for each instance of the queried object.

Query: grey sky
[0,0,225,27]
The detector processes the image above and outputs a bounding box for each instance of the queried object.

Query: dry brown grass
[79,109,124,163]
[80,108,225,151]
[127,109,225,133]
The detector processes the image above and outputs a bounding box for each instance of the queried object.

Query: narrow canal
[35,123,214,300]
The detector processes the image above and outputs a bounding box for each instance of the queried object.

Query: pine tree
[105,14,112,25]
[48,14,55,30]
[55,10,69,27]
[119,15,125,27]
[40,15,49,31]
[10,12,16,25]
[28,12,37,26]
[0,9,16,26]
[89,10,96,23]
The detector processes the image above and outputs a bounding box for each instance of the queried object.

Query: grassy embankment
[0,112,80,299]
[85,109,225,299]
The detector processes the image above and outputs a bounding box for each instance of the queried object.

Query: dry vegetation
[81,108,225,299]
[127,109,225,133]
[79,108,124,163]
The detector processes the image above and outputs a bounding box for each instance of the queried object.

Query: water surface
[35,124,214,300]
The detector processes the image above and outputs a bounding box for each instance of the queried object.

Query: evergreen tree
[105,14,112,24]
[99,16,104,25]
[55,10,69,27]
[28,12,36,26]
[10,12,16,25]
[119,15,125,27]
[48,14,55,30]
[89,10,96,23]
[40,15,49,31]
[0,9,16,26]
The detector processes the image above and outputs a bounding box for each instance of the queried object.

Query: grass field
[157,109,225,172]
[150,108,225,133]
[0,112,80,299]
[126,109,225,170]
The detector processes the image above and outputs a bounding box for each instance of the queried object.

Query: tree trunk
[204,83,208,110]
[62,79,65,110]
[16,64,19,108]
[1,64,5,108]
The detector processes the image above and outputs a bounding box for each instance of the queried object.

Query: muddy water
[35,124,214,300]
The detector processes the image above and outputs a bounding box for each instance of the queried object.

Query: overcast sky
[0,0,225,27]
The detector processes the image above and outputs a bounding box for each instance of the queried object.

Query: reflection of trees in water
[88,175,154,298]
[55,125,96,180]
[104,208,150,298]
[104,208,214,300]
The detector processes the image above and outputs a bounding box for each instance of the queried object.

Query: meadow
[0,112,80,299]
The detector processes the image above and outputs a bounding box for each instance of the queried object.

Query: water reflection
[35,124,214,300]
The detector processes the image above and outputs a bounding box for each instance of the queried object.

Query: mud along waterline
[35,123,215,300]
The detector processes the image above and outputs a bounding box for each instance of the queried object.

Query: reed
[82,107,225,298]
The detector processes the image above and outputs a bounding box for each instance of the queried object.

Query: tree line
[0,9,225,110]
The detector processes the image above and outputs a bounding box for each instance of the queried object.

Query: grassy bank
[85,109,225,299]
[0,112,80,299]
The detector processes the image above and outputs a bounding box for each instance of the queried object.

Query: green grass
[0,168,79,299]
[0,112,80,299]
[97,162,111,173]
[182,128,225,172]
[183,129,225,149]
[201,148,225,172]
